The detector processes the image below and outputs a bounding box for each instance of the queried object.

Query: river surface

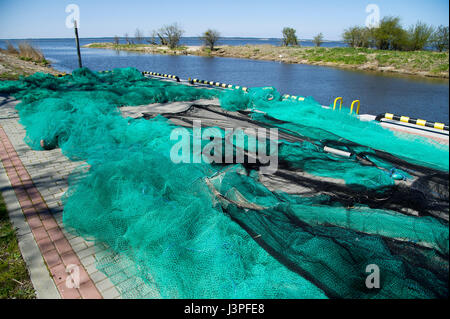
[1,37,448,122]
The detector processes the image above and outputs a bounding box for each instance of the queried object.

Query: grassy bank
[0,193,36,299]
[0,49,59,80]
[84,42,449,78]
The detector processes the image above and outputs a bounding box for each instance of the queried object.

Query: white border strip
[0,160,60,299]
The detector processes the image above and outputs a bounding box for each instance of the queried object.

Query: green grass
[431,63,450,74]
[296,47,448,73]
[0,193,36,299]
[18,56,50,66]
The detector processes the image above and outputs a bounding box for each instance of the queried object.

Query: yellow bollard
[350,100,360,114]
[333,97,343,111]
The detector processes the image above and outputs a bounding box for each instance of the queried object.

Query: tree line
[283,18,449,52]
[342,17,449,51]
[114,18,449,52]
[114,23,220,50]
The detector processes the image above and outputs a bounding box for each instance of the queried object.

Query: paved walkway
[0,95,122,299]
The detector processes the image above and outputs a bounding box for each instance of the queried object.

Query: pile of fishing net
[0,68,448,298]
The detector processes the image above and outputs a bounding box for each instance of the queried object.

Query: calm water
[1,37,448,122]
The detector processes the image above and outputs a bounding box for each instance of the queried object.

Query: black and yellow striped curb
[375,113,449,131]
[142,71,180,82]
[188,78,249,92]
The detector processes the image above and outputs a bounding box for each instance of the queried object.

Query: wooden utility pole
[74,20,83,68]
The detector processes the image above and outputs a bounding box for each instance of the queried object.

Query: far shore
[83,43,450,79]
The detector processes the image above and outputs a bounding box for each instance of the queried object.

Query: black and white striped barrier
[188,78,248,92]
[142,71,180,82]
[375,113,449,131]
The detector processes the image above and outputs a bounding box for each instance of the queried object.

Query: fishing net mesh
[0,68,448,298]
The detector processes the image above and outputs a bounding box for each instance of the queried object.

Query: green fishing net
[220,86,449,171]
[0,68,448,298]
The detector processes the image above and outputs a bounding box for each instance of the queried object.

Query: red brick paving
[0,126,102,299]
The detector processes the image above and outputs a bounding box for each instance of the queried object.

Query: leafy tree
[201,29,220,50]
[342,26,371,48]
[343,27,358,47]
[313,33,324,47]
[407,22,434,51]
[431,25,449,52]
[282,27,298,46]
[158,23,184,49]
[372,16,408,50]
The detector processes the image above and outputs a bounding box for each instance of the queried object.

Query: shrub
[431,25,449,52]
[313,33,324,47]
[406,22,434,51]
[282,27,298,46]
[342,26,372,48]
[5,41,18,54]
[158,23,184,49]
[372,16,408,50]
[201,29,220,50]
[17,42,46,63]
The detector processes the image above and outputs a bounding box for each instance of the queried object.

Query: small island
[83,43,449,79]
[84,20,449,79]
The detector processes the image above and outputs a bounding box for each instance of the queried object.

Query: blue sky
[0,0,448,40]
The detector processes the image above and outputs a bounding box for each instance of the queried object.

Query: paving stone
[90,270,108,284]
[80,255,96,267]
[77,245,97,259]
[71,241,88,253]
[102,286,120,299]
[0,100,129,299]
[96,277,115,292]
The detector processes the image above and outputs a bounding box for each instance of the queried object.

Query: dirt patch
[0,51,58,80]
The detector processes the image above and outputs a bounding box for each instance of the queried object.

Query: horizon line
[0,36,344,42]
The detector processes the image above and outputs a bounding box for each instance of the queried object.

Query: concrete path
[0,95,122,299]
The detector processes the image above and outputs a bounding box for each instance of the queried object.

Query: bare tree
[157,32,168,45]
[431,25,449,52]
[158,23,184,49]
[135,28,145,44]
[313,33,324,47]
[147,30,158,45]
[113,35,120,45]
[201,29,220,50]
[124,33,133,45]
